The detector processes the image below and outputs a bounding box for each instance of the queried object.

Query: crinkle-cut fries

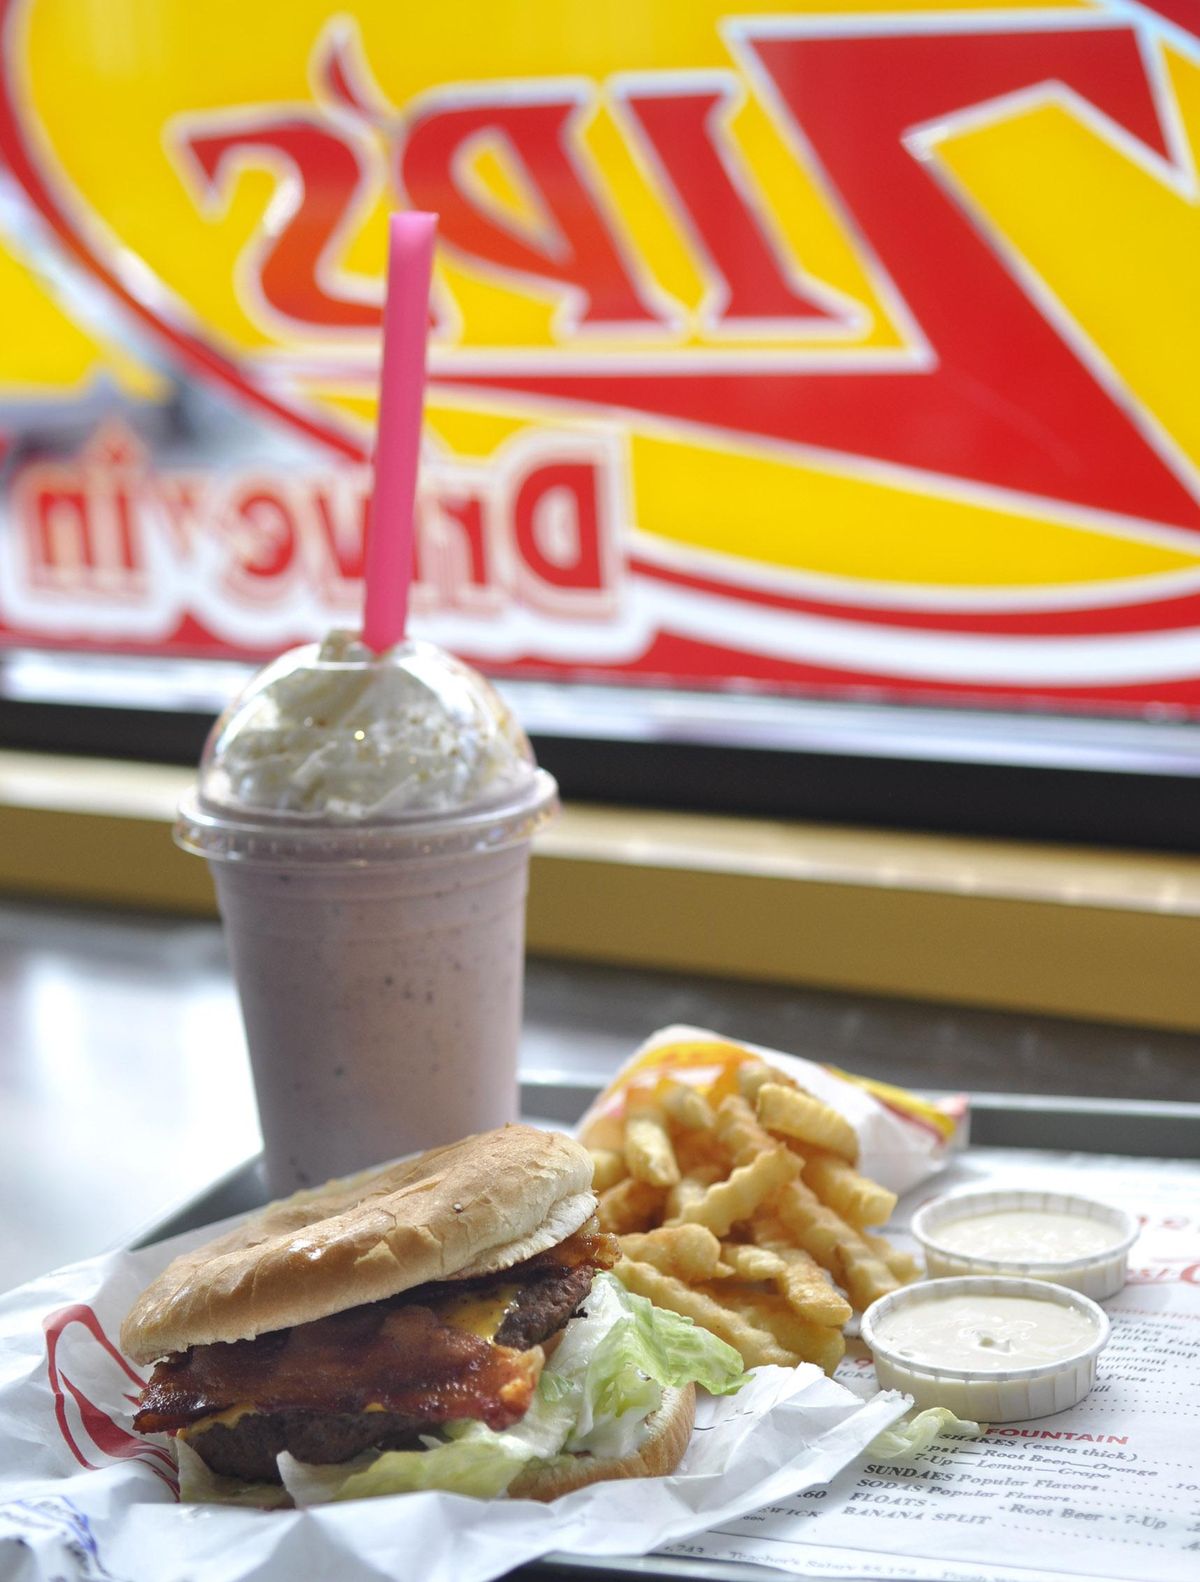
[590,1059,918,1374]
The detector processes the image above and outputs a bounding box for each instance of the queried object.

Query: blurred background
[1,0,1198,1283]
[3,0,1200,839]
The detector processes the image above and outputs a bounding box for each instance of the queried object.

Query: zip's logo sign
[140,4,1200,538]
[2,1,1199,700]
[166,21,858,364]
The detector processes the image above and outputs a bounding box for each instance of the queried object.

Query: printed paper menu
[661,1147,1200,1582]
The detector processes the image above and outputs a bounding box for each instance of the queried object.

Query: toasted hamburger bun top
[121,1125,595,1363]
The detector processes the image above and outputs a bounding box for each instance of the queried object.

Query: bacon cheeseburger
[122,1125,745,1505]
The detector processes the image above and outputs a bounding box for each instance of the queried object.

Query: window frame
[3,647,1199,851]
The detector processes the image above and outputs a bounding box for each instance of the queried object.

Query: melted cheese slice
[425,1282,522,1341]
[179,1402,258,1439]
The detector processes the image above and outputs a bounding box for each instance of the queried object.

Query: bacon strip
[134,1301,540,1435]
[519,1224,619,1273]
[133,1225,616,1438]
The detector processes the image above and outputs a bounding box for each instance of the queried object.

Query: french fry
[714,1286,846,1374]
[748,1215,853,1326]
[597,1177,668,1235]
[624,1105,680,1187]
[673,1129,728,1176]
[839,1241,902,1311]
[863,1231,923,1285]
[802,1151,897,1228]
[674,1147,798,1237]
[714,1093,782,1168]
[590,1047,914,1360]
[736,1060,798,1104]
[777,1252,854,1327]
[616,1259,797,1369]
[666,1166,723,1221]
[660,1079,715,1132]
[588,1148,629,1194]
[772,1180,898,1310]
[756,1083,859,1164]
[772,1177,858,1266]
[718,1242,785,1283]
[619,1224,723,1281]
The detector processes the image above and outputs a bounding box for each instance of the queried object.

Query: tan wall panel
[0,807,217,915]
[526,855,1200,1033]
[1,753,1198,1034]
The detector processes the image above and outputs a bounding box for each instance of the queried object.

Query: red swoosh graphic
[44,1303,178,1493]
[629,629,1200,707]
[631,555,1200,639]
[0,0,368,464]
[438,23,1200,534]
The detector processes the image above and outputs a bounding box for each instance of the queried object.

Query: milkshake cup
[176,629,557,1194]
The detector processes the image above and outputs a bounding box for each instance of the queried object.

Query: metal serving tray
[128,1079,1200,1582]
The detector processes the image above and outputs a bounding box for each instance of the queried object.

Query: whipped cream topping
[199,631,537,822]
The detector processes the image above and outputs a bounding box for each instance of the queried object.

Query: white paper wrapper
[0,1215,909,1582]
[576,1024,966,1197]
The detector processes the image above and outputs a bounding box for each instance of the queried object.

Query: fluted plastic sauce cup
[177,631,557,1193]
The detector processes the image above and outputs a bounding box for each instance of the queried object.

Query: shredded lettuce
[286,1435,531,1504]
[175,1437,292,1507]
[589,1279,746,1407]
[537,1369,572,1405]
[278,1271,748,1505]
[867,1406,985,1461]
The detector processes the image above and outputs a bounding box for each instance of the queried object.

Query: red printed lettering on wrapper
[43,1304,178,1493]
[1127,1261,1200,1286]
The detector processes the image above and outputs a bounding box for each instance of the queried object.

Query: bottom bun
[508,1383,696,1501]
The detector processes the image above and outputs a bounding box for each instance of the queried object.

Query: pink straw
[362,210,438,652]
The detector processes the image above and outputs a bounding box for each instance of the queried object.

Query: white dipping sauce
[934,1209,1122,1262]
[872,1292,1100,1371]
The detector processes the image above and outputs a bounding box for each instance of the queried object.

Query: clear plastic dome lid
[177,631,557,862]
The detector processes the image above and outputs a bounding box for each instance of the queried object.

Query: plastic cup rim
[910,1187,1140,1273]
[861,1274,1111,1384]
[174,770,558,865]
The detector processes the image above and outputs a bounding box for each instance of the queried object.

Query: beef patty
[187,1257,601,1484]
[494,1256,595,1351]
